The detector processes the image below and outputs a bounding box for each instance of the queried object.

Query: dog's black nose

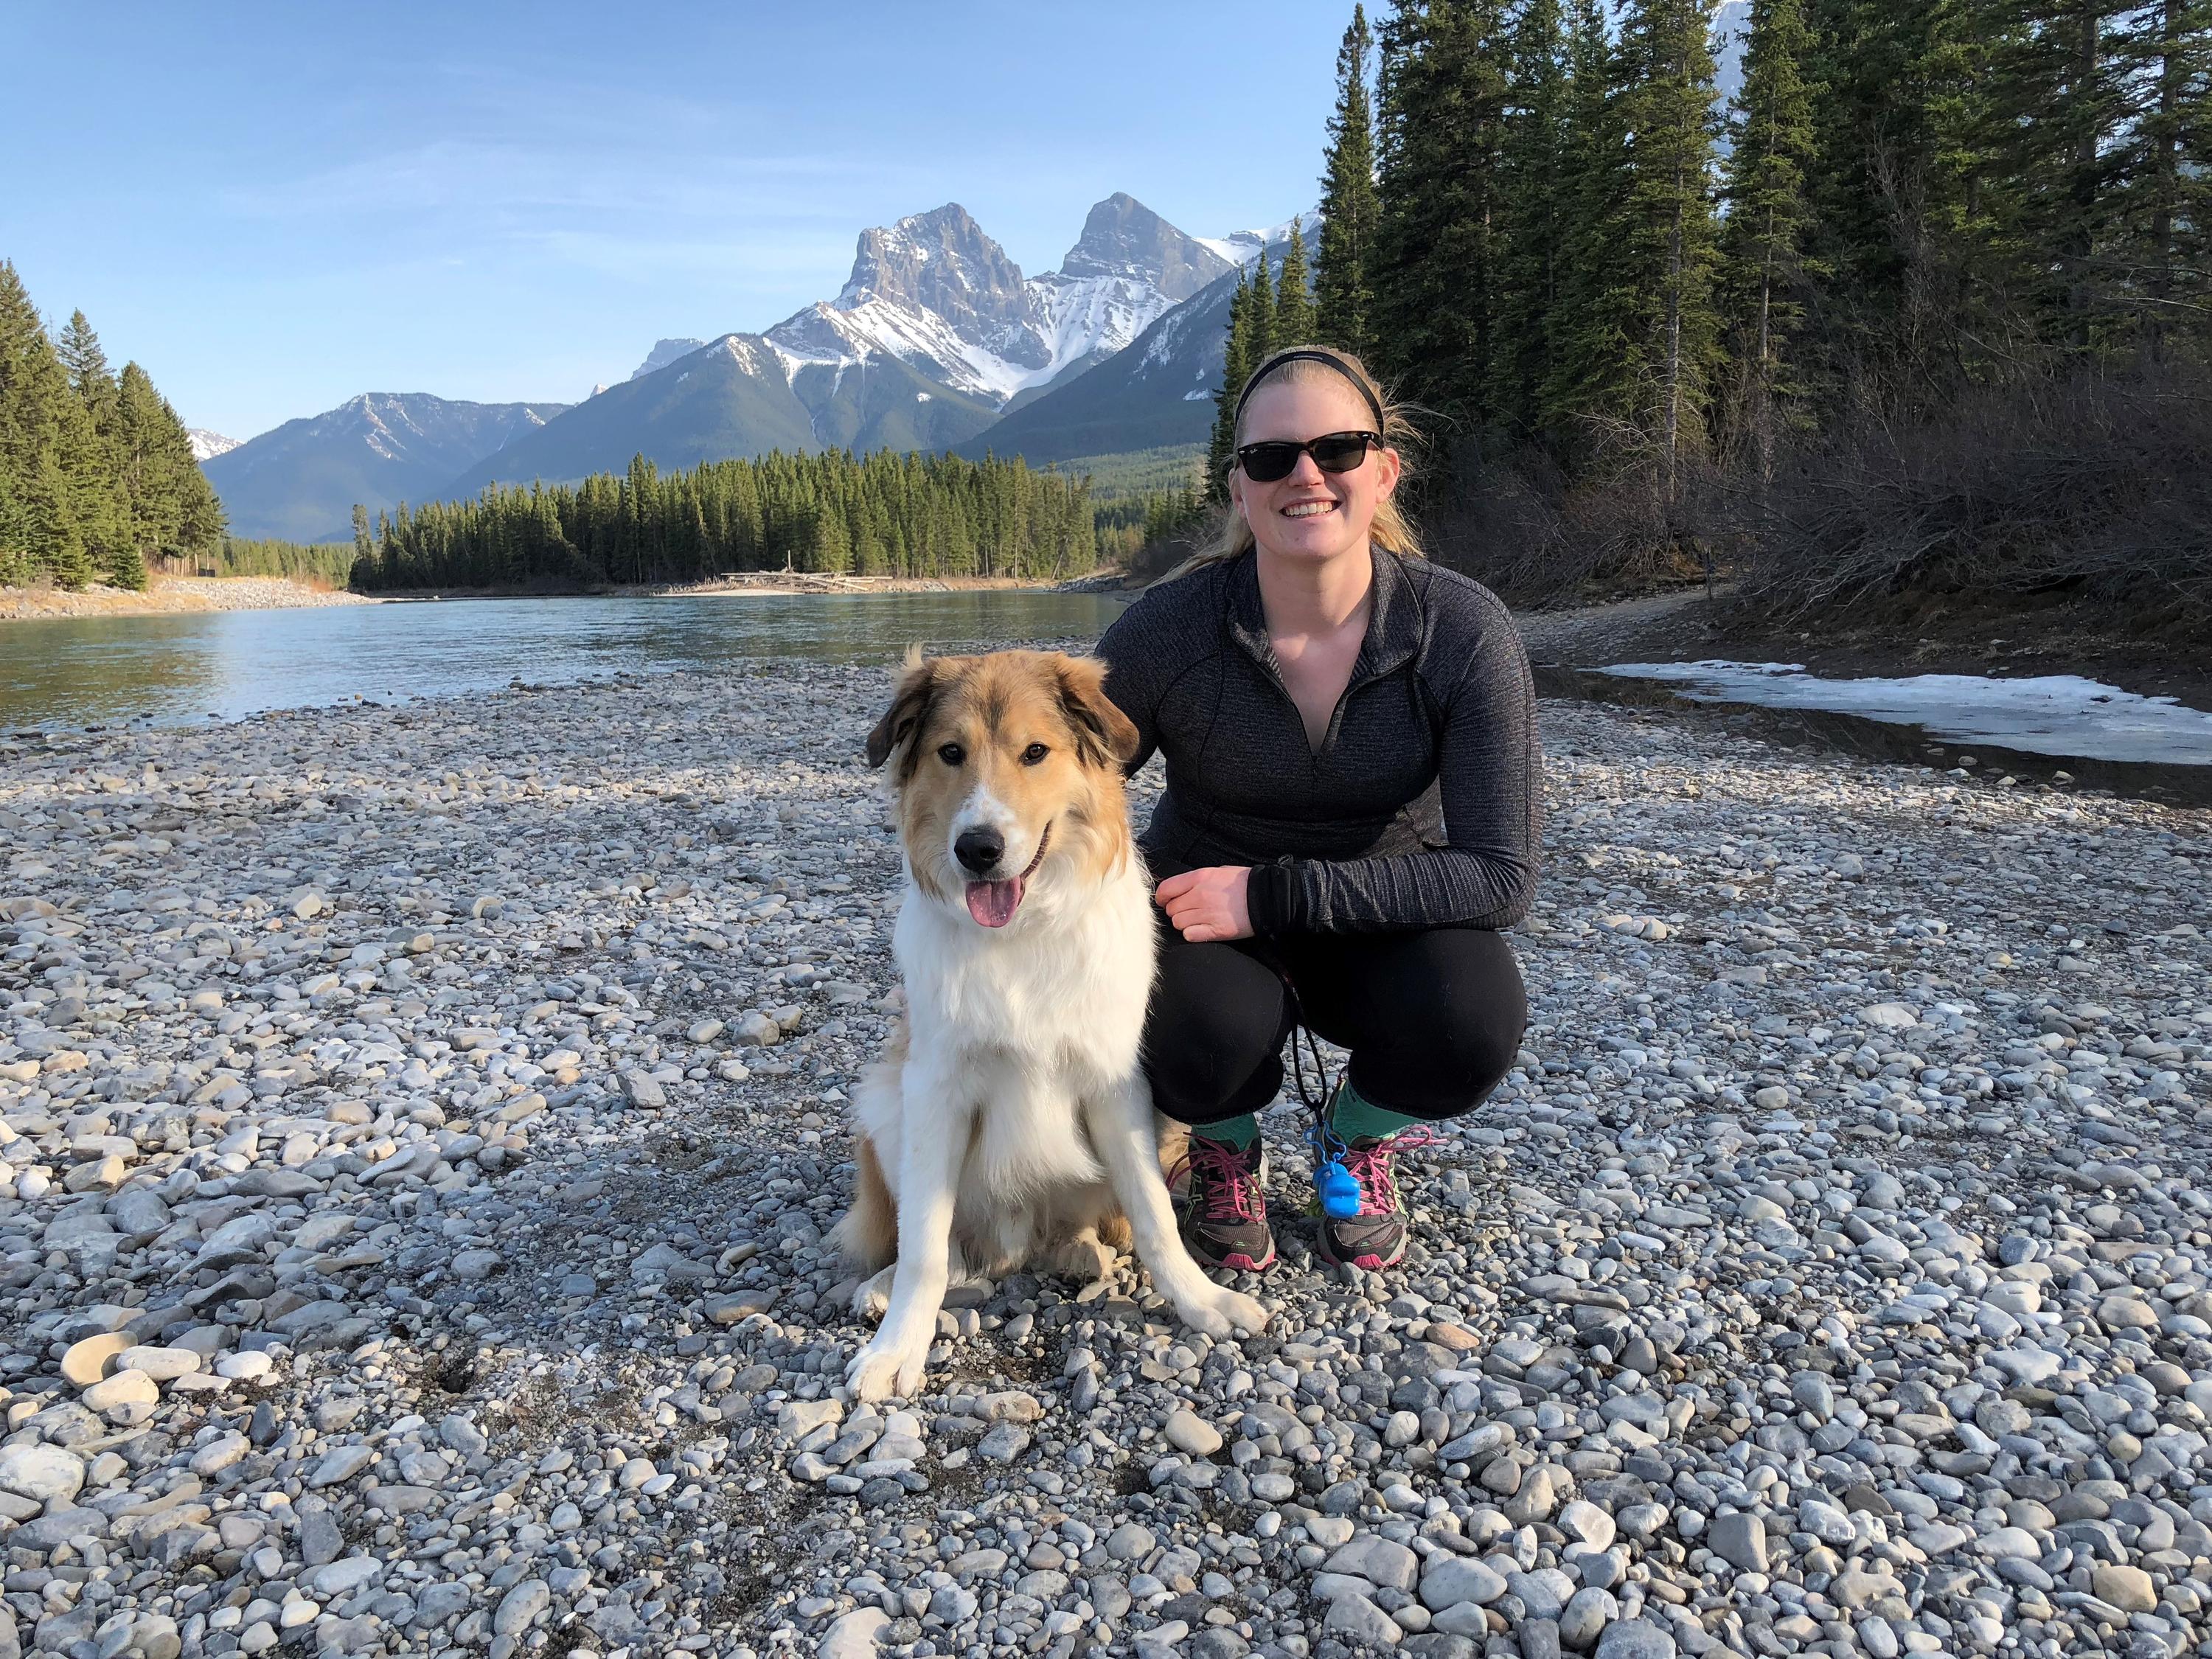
[953,828,1005,875]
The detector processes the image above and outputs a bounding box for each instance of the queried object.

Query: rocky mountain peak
[1059,193,1234,303]
[835,204,1045,364]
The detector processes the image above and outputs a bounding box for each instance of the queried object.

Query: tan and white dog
[833,648,1267,1402]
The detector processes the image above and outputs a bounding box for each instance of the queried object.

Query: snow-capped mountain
[1196,213,1315,271]
[202,394,569,542]
[630,338,709,380]
[957,219,1310,468]
[187,428,241,462]
[455,195,1240,491]
[754,195,1234,408]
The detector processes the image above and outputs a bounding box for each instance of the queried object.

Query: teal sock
[1328,1076,1423,1143]
[1194,1113,1261,1151]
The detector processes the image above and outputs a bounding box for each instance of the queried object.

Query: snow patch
[1596,660,2212,766]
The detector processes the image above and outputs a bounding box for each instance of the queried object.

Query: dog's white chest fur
[860,861,1155,1233]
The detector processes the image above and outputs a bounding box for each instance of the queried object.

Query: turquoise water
[0,591,1131,731]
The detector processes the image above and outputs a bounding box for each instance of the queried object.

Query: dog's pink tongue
[964,877,1023,928]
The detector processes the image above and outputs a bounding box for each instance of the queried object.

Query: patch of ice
[1596,660,2212,766]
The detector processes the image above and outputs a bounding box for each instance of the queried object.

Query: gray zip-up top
[1096,546,1542,936]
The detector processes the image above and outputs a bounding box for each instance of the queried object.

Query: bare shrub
[1733,364,2212,627]
[1425,430,1723,607]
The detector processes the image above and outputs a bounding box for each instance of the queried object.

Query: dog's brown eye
[938,742,965,766]
[1020,742,1050,765]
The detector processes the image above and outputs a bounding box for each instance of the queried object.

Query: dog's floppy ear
[1055,654,1141,771]
[866,647,939,773]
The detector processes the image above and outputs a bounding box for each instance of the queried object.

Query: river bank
[1,664,2206,1658]
[1515,582,2212,713]
[0,572,1061,625]
[0,577,379,623]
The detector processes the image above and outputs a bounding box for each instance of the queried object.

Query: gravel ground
[0,580,377,622]
[1,663,2209,1659]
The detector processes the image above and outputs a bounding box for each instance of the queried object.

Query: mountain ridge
[203,394,569,541]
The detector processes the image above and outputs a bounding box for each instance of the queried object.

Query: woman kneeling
[1099,346,1540,1272]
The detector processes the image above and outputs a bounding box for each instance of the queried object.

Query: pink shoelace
[1172,1138,1262,1222]
[1337,1127,1439,1214]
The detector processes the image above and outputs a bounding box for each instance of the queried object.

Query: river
[0,591,1130,731]
[7,590,2205,803]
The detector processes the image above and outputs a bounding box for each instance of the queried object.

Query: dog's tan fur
[865,648,1138,910]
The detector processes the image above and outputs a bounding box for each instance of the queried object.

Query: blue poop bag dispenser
[1309,1120,1364,1220]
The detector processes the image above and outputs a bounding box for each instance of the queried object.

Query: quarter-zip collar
[1224,542,1425,689]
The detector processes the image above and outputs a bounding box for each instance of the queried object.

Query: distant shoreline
[0,576,380,623]
[0,569,1135,623]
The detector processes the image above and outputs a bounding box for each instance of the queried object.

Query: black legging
[1141,914,1528,1128]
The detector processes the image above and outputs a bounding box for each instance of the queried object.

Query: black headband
[1231,349,1388,436]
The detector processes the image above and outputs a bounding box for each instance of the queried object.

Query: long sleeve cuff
[1245,859,1304,936]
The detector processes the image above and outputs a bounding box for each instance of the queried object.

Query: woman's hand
[1155,866,1253,943]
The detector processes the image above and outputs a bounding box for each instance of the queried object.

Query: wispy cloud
[220,141,907,223]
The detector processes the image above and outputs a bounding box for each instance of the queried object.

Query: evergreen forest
[347,449,1099,591]
[1194,0,2212,622]
[0,262,228,590]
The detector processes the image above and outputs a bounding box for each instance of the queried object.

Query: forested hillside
[0,262,226,589]
[349,448,1099,591]
[1267,0,2211,620]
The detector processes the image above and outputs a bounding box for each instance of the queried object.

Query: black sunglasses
[1234,431,1381,484]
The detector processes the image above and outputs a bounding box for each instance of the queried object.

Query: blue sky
[4,2,1354,440]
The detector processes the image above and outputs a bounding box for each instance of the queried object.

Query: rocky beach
[1,658,2208,1659]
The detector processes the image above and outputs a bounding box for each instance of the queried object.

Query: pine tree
[0,268,220,589]
[2107,0,2212,360]
[1206,270,1254,505]
[1615,0,1726,484]
[1371,0,1516,422]
[1551,0,1725,479]
[167,389,226,563]
[1800,0,2006,404]
[1493,0,1573,436]
[1541,0,1626,435]
[1719,0,1822,476]
[1276,218,1318,346]
[56,311,117,428]
[353,503,373,564]
[0,465,27,588]
[1317,4,1384,357]
[61,391,133,585]
[114,364,180,574]
[1249,251,1277,362]
[26,447,91,588]
[1989,0,2135,350]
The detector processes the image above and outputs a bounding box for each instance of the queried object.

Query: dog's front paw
[851,1265,896,1322]
[846,1334,928,1402]
[1178,1286,1270,1339]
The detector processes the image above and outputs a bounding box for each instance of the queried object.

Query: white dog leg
[846,1065,970,1402]
[1085,1080,1267,1339]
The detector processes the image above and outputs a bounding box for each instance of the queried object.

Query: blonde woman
[1098,346,1540,1273]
